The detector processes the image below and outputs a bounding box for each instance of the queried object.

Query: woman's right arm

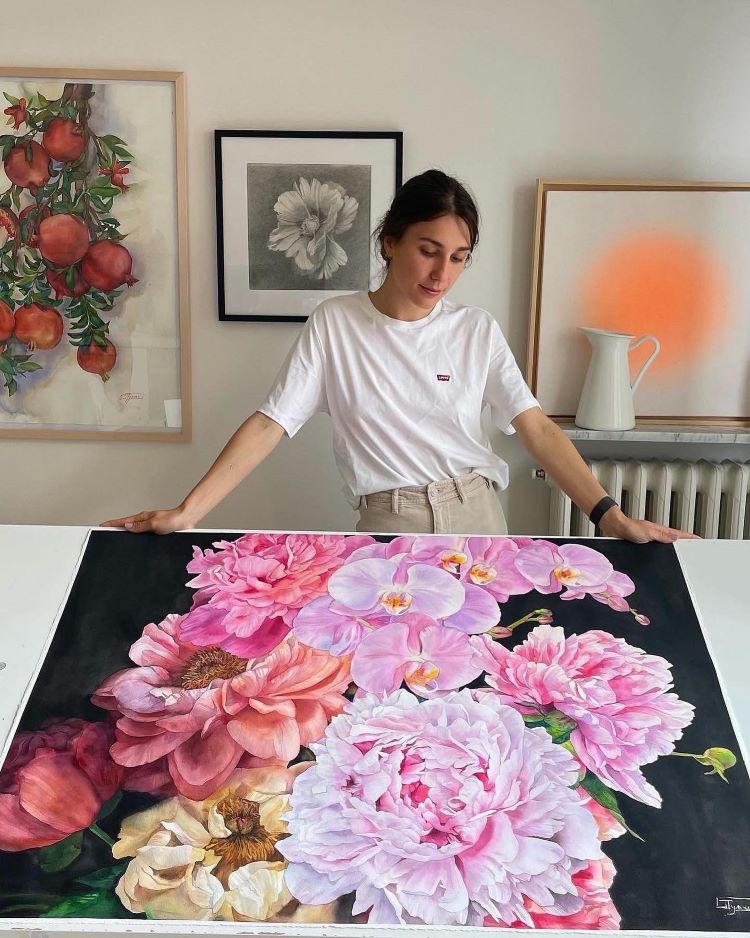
[100,411,286,533]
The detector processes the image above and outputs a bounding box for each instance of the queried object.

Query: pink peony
[350,614,484,697]
[92,613,351,800]
[499,856,621,930]
[0,719,123,851]
[515,541,614,597]
[181,533,373,657]
[478,625,694,807]
[279,689,604,926]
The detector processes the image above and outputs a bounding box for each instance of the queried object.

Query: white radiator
[537,459,750,539]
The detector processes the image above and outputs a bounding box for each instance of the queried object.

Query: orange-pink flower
[92,613,351,800]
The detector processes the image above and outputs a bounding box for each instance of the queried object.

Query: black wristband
[589,496,618,527]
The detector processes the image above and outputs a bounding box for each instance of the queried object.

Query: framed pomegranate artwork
[0,68,190,440]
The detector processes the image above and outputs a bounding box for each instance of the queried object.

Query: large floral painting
[0,531,748,931]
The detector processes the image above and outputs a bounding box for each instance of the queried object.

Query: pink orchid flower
[351,614,484,696]
[327,557,465,620]
[514,541,614,596]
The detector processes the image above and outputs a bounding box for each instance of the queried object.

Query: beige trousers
[356,471,508,535]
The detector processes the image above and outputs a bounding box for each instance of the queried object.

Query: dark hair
[373,169,480,267]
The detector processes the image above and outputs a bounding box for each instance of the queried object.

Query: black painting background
[1,531,749,930]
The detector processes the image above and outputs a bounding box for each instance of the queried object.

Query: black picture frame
[215,130,403,322]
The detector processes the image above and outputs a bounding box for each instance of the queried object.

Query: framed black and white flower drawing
[215,130,403,322]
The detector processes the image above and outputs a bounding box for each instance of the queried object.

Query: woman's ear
[382,235,394,262]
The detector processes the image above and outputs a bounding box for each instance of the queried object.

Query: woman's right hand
[99,506,194,534]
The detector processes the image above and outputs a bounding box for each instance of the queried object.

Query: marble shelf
[559,422,750,444]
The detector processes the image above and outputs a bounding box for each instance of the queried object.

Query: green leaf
[93,333,107,348]
[3,92,19,106]
[545,709,578,744]
[17,361,42,372]
[7,377,17,396]
[38,831,83,873]
[96,790,123,821]
[88,180,121,200]
[0,356,13,377]
[580,771,644,842]
[522,713,547,728]
[37,92,50,107]
[74,860,128,890]
[10,187,20,211]
[101,134,127,147]
[41,890,135,919]
[522,708,577,744]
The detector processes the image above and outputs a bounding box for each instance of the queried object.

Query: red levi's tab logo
[437,374,451,382]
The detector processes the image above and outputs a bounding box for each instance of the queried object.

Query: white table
[1,526,749,938]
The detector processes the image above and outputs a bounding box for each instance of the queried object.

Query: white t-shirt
[259,291,540,506]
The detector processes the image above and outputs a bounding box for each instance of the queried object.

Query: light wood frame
[0,68,190,441]
[527,178,750,428]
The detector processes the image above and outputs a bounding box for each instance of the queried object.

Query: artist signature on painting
[716,897,750,916]
[119,392,144,409]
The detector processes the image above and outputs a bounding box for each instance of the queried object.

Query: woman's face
[383,214,472,310]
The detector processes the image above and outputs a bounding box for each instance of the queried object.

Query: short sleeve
[257,313,329,438]
[483,320,541,434]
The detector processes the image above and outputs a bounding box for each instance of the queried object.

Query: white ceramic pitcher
[574,327,660,431]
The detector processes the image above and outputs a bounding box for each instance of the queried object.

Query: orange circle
[580,230,729,376]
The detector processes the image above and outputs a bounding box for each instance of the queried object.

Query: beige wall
[3,0,750,533]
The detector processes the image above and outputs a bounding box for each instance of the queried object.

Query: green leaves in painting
[580,770,644,842]
[38,831,83,874]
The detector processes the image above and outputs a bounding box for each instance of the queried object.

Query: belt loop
[391,487,400,514]
[455,476,467,503]
[360,494,368,510]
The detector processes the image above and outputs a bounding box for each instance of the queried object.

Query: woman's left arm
[511,407,698,543]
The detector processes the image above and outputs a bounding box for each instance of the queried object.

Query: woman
[103,170,693,543]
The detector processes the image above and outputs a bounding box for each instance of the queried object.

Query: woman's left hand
[599,507,700,543]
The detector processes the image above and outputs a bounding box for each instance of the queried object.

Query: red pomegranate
[3,141,51,189]
[37,213,89,267]
[0,300,14,341]
[46,266,90,299]
[0,207,19,246]
[81,240,137,292]
[77,339,116,381]
[14,303,63,351]
[42,118,85,162]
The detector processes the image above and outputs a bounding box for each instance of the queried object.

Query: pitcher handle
[629,334,661,392]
